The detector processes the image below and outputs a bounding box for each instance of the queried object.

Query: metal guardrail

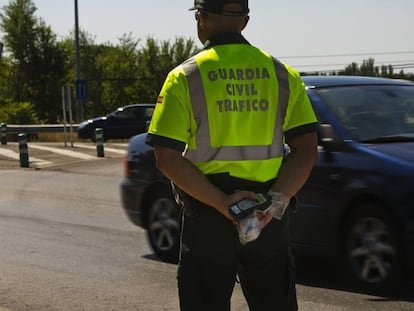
[5,124,79,133]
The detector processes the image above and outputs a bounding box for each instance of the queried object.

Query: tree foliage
[0,0,198,124]
[0,0,67,122]
[0,100,38,124]
[331,57,413,80]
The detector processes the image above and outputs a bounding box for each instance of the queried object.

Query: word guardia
[207,67,271,113]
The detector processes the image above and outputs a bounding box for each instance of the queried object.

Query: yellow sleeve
[283,67,318,133]
[148,66,195,145]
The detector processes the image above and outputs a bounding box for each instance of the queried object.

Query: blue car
[120,76,414,293]
[77,103,155,142]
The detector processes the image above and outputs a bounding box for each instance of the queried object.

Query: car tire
[343,203,403,294]
[146,186,180,264]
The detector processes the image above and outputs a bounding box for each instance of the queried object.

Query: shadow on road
[142,251,414,304]
[142,253,177,265]
[294,255,414,303]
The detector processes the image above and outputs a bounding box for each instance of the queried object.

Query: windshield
[314,84,414,142]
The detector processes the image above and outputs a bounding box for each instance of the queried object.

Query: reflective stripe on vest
[182,57,290,162]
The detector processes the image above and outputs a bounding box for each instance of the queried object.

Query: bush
[0,101,40,124]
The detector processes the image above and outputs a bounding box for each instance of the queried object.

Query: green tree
[0,0,37,103]
[91,34,142,116]
[0,0,67,122]
[56,32,198,120]
[342,58,410,80]
[344,62,359,76]
[360,58,376,76]
[29,21,67,122]
[0,100,38,124]
[136,36,198,105]
[1,0,199,123]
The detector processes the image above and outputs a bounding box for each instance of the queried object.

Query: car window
[314,85,414,141]
[129,106,154,118]
[144,107,154,118]
[114,106,152,119]
[114,108,134,119]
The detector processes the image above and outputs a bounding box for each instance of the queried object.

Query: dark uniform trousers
[175,174,298,311]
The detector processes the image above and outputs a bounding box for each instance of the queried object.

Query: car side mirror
[318,123,341,150]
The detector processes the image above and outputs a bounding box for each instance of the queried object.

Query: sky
[1,0,414,73]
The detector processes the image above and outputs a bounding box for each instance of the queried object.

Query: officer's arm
[269,131,318,197]
[153,145,257,221]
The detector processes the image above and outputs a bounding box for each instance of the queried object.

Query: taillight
[123,156,130,178]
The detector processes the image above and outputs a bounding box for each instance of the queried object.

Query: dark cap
[189,0,249,16]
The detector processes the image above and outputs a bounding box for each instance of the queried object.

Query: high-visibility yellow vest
[148,44,317,182]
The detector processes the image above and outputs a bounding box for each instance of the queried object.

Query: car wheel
[146,187,180,263]
[343,203,403,293]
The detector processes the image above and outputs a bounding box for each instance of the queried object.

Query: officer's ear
[198,11,209,29]
[241,15,249,31]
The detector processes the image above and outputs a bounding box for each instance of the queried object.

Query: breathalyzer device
[229,193,271,220]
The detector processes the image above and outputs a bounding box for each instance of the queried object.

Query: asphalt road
[0,167,180,311]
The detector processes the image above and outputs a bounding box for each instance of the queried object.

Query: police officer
[145,0,318,310]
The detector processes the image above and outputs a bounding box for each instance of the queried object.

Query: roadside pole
[1,123,7,145]
[68,88,74,147]
[95,128,104,157]
[62,87,68,147]
[0,45,6,146]
[18,133,29,168]
[62,86,74,147]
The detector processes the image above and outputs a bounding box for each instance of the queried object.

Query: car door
[290,95,350,256]
[107,105,153,139]
[126,105,153,137]
[291,134,348,255]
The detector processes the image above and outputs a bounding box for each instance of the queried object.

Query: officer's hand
[257,192,291,227]
[256,210,273,228]
[267,191,291,220]
[220,190,258,223]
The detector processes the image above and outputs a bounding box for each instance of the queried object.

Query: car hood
[367,142,414,164]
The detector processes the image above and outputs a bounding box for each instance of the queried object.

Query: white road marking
[0,142,126,168]
[0,148,53,166]
[108,143,128,147]
[75,143,126,155]
[29,144,97,160]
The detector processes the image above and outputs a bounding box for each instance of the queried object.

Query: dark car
[120,76,414,293]
[77,103,155,141]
